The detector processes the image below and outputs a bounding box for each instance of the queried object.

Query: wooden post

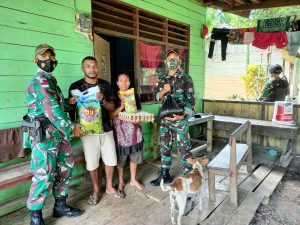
[230,138,238,206]
[246,123,252,173]
[207,120,213,152]
[208,170,216,202]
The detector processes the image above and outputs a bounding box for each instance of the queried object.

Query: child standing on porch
[110,72,144,198]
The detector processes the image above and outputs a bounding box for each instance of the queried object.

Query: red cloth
[201,24,208,39]
[249,27,288,49]
[139,42,163,68]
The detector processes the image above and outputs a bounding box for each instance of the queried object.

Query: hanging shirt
[228,28,247,44]
[250,27,288,49]
[243,32,255,45]
[286,31,300,56]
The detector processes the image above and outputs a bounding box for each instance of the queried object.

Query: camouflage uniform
[260,77,289,102]
[26,69,74,210]
[156,69,195,174]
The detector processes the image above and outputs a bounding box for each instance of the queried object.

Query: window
[92,0,190,103]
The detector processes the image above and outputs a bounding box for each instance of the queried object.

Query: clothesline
[207,16,300,61]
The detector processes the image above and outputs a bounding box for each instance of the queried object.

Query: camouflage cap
[34,44,55,56]
[166,48,180,58]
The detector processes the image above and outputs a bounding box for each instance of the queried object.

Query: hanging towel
[257,17,290,32]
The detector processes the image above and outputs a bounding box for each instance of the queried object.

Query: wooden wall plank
[0,0,93,129]
[0,0,75,22]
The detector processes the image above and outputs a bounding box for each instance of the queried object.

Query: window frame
[92,0,190,103]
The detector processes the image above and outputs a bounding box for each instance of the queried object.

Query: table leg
[207,120,213,152]
[153,121,159,160]
[279,139,290,163]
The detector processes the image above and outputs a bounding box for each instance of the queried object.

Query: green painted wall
[0,0,206,155]
[0,0,93,130]
[0,0,206,216]
[121,0,206,156]
[121,0,206,113]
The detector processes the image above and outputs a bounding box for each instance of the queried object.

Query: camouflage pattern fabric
[160,119,192,174]
[260,77,289,102]
[156,69,195,115]
[156,69,195,174]
[26,69,74,210]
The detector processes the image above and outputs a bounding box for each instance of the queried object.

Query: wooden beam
[250,0,261,3]
[234,0,247,5]
[230,10,251,17]
[231,0,300,11]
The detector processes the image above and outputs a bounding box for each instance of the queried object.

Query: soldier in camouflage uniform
[150,48,195,186]
[259,64,289,102]
[26,44,83,225]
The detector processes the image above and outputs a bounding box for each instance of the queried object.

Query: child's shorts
[117,151,143,168]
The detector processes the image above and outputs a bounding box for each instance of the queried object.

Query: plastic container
[272,100,295,126]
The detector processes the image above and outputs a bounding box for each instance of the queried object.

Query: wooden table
[213,115,299,164]
[152,115,215,159]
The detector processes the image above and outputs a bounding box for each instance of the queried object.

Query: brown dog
[160,157,209,225]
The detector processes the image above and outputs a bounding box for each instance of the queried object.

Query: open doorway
[94,33,135,94]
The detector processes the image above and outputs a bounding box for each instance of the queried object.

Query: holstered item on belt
[22,115,45,143]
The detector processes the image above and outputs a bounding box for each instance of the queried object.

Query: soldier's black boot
[150,168,172,186]
[30,210,45,225]
[53,196,81,218]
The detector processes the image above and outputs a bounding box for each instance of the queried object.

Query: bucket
[272,101,295,126]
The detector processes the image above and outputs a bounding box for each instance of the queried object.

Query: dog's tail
[160,179,171,192]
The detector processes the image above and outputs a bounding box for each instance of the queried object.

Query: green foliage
[241,65,266,99]
[228,94,245,101]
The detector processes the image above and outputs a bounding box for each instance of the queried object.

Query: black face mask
[37,59,57,73]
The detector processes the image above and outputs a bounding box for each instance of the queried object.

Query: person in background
[150,48,195,186]
[68,56,123,206]
[26,44,83,225]
[259,64,289,102]
[110,72,144,198]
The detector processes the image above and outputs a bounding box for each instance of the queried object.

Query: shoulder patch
[39,78,49,87]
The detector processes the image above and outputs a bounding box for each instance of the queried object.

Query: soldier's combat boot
[30,210,45,225]
[53,196,81,218]
[150,168,172,186]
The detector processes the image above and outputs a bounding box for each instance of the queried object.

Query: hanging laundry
[249,27,288,49]
[290,19,300,31]
[257,17,290,32]
[286,31,300,56]
[228,28,247,44]
[243,32,255,45]
[208,28,231,61]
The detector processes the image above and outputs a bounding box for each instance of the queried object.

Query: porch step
[0,146,85,217]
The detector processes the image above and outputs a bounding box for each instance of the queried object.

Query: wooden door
[94,34,111,82]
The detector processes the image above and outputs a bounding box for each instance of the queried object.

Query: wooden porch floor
[0,143,289,225]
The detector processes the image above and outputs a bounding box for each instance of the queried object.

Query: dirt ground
[249,155,300,225]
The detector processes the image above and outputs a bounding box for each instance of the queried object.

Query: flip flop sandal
[130,182,145,190]
[117,189,126,199]
[106,190,124,199]
[87,195,100,206]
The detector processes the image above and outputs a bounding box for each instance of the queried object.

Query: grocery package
[119,88,137,113]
